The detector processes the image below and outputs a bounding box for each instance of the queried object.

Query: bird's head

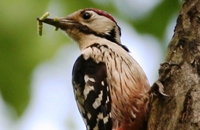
[38,8,121,50]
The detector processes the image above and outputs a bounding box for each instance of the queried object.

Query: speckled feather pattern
[40,8,150,130]
[73,41,150,130]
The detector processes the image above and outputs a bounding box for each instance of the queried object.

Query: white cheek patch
[81,14,116,34]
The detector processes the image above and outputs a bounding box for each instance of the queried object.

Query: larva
[37,12,50,36]
[37,20,43,36]
[39,12,50,21]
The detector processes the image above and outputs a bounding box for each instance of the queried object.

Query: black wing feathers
[72,55,112,130]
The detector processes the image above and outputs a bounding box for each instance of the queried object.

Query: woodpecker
[38,8,150,130]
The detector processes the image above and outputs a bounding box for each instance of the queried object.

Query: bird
[38,8,150,130]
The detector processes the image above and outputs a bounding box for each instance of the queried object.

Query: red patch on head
[87,8,117,24]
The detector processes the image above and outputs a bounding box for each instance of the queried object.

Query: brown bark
[147,0,200,130]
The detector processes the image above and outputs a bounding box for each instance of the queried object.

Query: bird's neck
[75,34,114,51]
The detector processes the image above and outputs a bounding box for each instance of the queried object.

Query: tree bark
[147,0,200,130]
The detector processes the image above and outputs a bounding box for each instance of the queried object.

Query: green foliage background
[0,0,180,122]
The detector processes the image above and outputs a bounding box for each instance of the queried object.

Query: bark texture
[147,0,200,130]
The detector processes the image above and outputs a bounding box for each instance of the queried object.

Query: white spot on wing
[87,125,90,130]
[87,112,92,119]
[103,116,109,124]
[105,96,109,103]
[97,113,103,119]
[84,75,95,82]
[92,91,103,109]
[93,124,98,130]
[83,85,94,99]
[101,81,104,86]
[106,86,109,91]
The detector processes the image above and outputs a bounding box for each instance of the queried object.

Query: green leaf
[133,0,181,40]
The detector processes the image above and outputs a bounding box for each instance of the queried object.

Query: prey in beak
[37,12,73,36]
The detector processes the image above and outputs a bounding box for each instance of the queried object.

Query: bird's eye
[82,12,91,20]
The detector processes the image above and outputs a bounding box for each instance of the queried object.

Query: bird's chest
[80,45,145,128]
[83,45,132,96]
[85,47,133,102]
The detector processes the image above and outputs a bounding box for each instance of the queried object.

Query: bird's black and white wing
[72,55,112,130]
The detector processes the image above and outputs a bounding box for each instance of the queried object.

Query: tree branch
[148,0,200,129]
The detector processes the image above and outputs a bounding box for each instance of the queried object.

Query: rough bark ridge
[147,0,200,130]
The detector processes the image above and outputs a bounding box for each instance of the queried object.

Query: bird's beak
[37,17,74,30]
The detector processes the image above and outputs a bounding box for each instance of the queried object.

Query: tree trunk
[147,0,200,130]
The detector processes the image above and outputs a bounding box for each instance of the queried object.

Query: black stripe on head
[76,23,129,52]
[77,23,118,43]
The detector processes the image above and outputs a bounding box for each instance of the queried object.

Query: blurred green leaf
[133,0,181,40]
[0,0,64,117]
